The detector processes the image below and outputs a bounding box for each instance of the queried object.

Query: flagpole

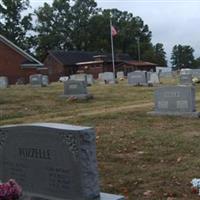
[110,18,116,82]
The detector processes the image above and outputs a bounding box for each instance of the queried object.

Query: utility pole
[136,37,141,61]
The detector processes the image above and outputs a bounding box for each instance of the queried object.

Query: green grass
[1,77,200,199]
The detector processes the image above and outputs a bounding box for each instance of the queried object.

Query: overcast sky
[30,0,200,64]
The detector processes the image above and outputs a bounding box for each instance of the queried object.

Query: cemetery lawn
[1,78,200,199]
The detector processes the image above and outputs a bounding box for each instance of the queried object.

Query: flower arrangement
[0,179,22,200]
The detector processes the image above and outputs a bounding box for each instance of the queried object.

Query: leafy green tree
[71,0,98,50]
[192,57,200,68]
[153,43,167,66]
[35,0,72,60]
[0,0,32,50]
[87,8,153,60]
[171,44,194,69]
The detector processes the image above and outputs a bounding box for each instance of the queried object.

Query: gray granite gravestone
[192,69,200,78]
[102,72,115,84]
[29,74,43,87]
[0,76,8,89]
[148,85,200,117]
[86,74,94,85]
[42,75,49,86]
[127,71,148,86]
[147,72,151,82]
[179,74,193,85]
[0,123,124,200]
[70,74,87,85]
[149,73,160,84]
[117,71,124,79]
[61,80,93,99]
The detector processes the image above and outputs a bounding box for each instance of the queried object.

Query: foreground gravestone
[148,85,200,117]
[179,74,193,85]
[117,71,124,79]
[61,80,93,99]
[0,123,124,200]
[42,75,49,86]
[102,72,115,84]
[127,71,148,86]
[0,76,8,89]
[29,74,43,87]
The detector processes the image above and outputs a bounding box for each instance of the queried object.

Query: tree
[35,0,72,60]
[71,0,98,50]
[153,43,167,66]
[87,8,153,59]
[0,0,33,50]
[171,45,194,69]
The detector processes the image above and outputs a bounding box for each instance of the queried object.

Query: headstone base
[60,94,93,100]
[100,192,124,200]
[147,111,200,118]
[22,192,124,200]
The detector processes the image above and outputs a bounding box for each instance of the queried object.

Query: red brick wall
[43,55,65,82]
[78,64,103,79]
[0,41,38,84]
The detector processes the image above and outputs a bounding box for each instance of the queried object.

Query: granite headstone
[148,85,200,117]
[0,123,124,200]
[86,74,94,86]
[70,74,87,85]
[127,71,148,86]
[102,72,115,84]
[42,75,49,87]
[30,74,43,87]
[117,71,124,79]
[61,80,93,99]
[0,76,8,89]
[149,73,160,84]
[179,74,193,85]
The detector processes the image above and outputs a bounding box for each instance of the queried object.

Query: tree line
[0,0,199,69]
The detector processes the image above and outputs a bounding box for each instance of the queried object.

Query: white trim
[0,34,43,66]
[76,60,103,65]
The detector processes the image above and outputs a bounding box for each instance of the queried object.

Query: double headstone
[128,71,148,86]
[179,74,193,85]
[148,85,200,117]
[0,123,124,200]
[30,74,49,87]
[61,80,93,99]
[0,76,8,89]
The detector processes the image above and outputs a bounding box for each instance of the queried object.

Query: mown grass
[1,77,200,199]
